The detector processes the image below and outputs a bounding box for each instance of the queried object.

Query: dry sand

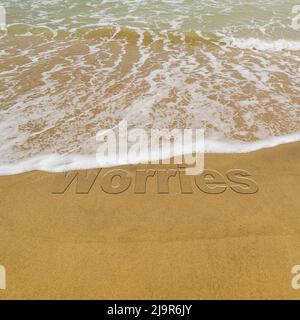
[0,142,300,299]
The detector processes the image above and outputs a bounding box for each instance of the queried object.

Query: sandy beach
[0,141,299,300]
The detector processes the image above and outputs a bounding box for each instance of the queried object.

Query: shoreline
[1,135,300,176]
[0,141,299,299]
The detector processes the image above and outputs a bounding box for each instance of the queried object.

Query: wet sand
[0,142,300,299]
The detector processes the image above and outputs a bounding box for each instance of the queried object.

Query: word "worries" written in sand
[52,168,259,195]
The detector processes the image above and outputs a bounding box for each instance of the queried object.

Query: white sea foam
[224,37,300,52]
[0,0,299,175]
[0,133,299,176]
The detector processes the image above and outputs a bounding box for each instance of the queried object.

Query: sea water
[0,0,299,174]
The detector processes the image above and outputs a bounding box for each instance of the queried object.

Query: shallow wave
[0,25,299,173]
[0,1,299,174]
[224,37,300,52]
[2,24,300,52]
[0,133,299,175]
